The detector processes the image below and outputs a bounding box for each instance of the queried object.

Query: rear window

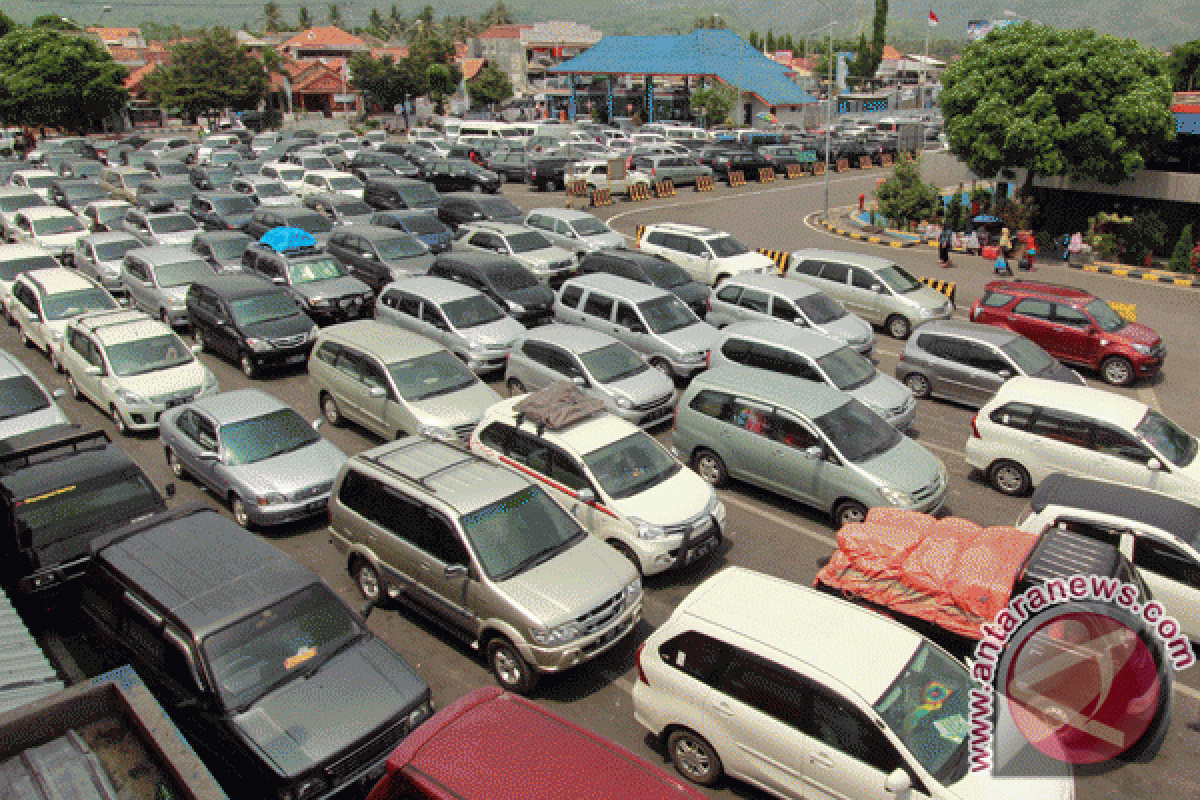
[0,375,51,419]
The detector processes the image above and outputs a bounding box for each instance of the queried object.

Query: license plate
[340,298,357,308]
[285,354,306,364]
[165,396,190,409]
[686,534,718,564]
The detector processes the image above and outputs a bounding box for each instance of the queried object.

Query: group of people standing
[934,224,1039,275]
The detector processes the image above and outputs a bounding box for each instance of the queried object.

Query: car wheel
[486,637,538,694]
[353,558,384,604]
[886,314,912,340]
[833,499,869,528]
[988,460,1031,497]
[1101,356,1135,387]
[649,357,674,379]
[165,447,187,480]
[320,392,344,427]
[110,405,129,436]
[66,372,84,401]
[667,728,724,787]
[506,377,526,396]
[231,495,252,529]
[544,178,558,192]
[239,352,258,379]
[692,448,728,487]
[904,372,932,398]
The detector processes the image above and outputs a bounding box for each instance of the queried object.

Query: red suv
[366,687,705,800]
[969,280,1164,386]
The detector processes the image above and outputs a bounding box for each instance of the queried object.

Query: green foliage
[263,2,284,33]
[467,65,513,108]
[748,32,760,50]
[0,11,14,38]
[0,28,128,133]
[481,1,514,27]
[765,30,776,52]
[1166,39,1200,91]
[31,15,80,31]
[869,0,888,77]
[1169,224,1193,272]
[425,63,458,114]
[1121,210,1168,265]
[297,7,312,29]
[946,185,964,231]
[851,33,872,78]
[692,14,728,30]
[142,27,267,122]
[874,153,940,230]
[328,4,343,28]
[941,24,1175,193]
[690,84,737,127]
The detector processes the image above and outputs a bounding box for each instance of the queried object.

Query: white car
[966,376,1200,500]
[8,207,88,258]
[259,161,307,194]
[563,159,651,196]
[0,244,61,322]
[0,347,69,441]
[9,169,59,200]
[298,169,364,199]
[9,268,120,369]
[633,566,1074,800]
[470,390,724,576]
[638,222,776,286]
[60,308,218,435]
[196,134,241,164]
[0,187,47,241]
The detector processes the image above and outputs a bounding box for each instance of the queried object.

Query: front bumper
[247,343,315,370]
[247,491,333,526]
[521,597,642,673]
[632,517,724,577]
[667,356,709,378]
[305,298,372,325]
[464,348,511,373]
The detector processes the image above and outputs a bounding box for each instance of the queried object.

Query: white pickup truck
[565,158,652,196]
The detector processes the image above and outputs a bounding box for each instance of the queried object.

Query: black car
[0,424,167,598]
[350,166,396,184]
[80,505,433,800]
[416,159,501,194]
[191,230,252,272]
[526,156,573,191]
[240,241,374,326]
[49,179,111,214]
[144,157,192,179]
[135,178,197,211]
[188,191,258,232]
[327,225,434,293]
[363,176,440,213]
[370,209,454,254]
[236,108,282,132]
[427,251,555,327]
[242,206,334,245]
[187,274,316,377]
[189,164,236,191]
[302,192,375,227]
[757,144,816,170]
[576,249,711,318]
[695,146,773,181]
[485,150,529,182]
[436,192,523,230]
[348,151,420,177]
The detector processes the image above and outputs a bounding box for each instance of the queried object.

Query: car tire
[165,447,188,480]
[1100,356,1135,387]
[320,392,344,427]
[667,728,724,787]
[506,377,526,396]
[66,372,84,401]
[988,460,1032,497]
[886,314,912,340]
[239,352,257,379]
[231,495,252,529]
[648,357,674,380]
[352,558,385,605]
[833,499,869,528]
[904,372,932,398]
[110,405,129,436]
[486,637,538,695]
[692,448,728,488]
[544,178,558,192]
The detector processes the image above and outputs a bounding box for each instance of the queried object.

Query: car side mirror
[85,365,103,376]
[363,251,377,260]
[1147,457,1163,472]
[368,386,387,398]
[311,418,323,431]
[997,369,1013,380]
[443,564,469,581]
[271,276,285,284]
[884,769,912,794]
[52,388,66,398]
[804,445,824,460]
[576,487,596,504]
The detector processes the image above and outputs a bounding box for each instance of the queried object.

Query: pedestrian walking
[999,227,1013,259]
[1067,231,1084,264]
[858,193,865,212]
[938,228,954,267]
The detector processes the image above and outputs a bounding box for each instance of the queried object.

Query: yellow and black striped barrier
[727,170,747,187]
[756,248,791,275]
[785,163,804,179]
[813,161,826,176]
[695,174,715,192]
[919,277,957,307]
[653,179,676,198]
[758,167,777,183]
[566,179,588,197]
[634,225,645,243]
[590,188,613,207]
[880,153,893,167]
[835,158,850,172]
[628,182,652,202]
[858,155,872,169]
[1109,302,1137,322]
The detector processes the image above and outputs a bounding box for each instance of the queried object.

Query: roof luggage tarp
[513,383,606,431]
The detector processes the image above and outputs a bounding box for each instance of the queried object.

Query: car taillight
[705,295,712,312]
[970,305,980,321]
[626,156,633,170]
[635,642,649,685]
[650,167,656,176]
[969,414,981,439]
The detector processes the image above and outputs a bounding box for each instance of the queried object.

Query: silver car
[159,388,346,528]
[553,273,719,381]
[523,208,626,258]
[309,319,501,441]
[708,321,917,431]
[122,247,217,327]
[454,221,576,285]
[0,347,68,440]
[895,319,1086,408]
[375,276,525,374]
[121,207,202,248]
[504,325,676,428]
[0,188,47,242]
[704,272,875,355]
[73,232,143,294]
[229,175,295,207]
[673,365,947,528]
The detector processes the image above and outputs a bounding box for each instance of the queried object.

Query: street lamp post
[823,19,836,223]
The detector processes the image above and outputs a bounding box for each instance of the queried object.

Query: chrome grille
[663,509,714,538]
[148,389,195,406]
[292,480,333,502]
[324,716,410,785]
[633,393,673,412]
[452,423,477,440]
[912,477,943,503]
[271,333,307,348]
[575,592,624,636]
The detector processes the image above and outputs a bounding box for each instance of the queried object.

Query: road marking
[602,668,636,694]
[721,493,837,548]
[1176,682,1200,701]
[917,439,965,460]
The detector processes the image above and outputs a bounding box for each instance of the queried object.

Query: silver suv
[327,435,642,693]
[522,208,625,258]
[454,221,576,286]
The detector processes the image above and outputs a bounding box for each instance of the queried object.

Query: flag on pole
[928,10,939,25]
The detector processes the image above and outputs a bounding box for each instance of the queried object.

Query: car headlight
[310,297,333,307]
[615,395,632,410]
[878,486,912,506]
[507,301,525,313]
[678,351,705,363]
[115,388,147,405]
[245,337,272,352]
[713,498,726,526]
[919,306,935,317]
[529,620,583,647]
[1131,343,1153,356]
[406,699,434,731]
[629,516,667,540]
[291,774,329,800]
[468,340,486,351]
[622,575,642,605]
[417,423,456,441]
[256,492,288,506]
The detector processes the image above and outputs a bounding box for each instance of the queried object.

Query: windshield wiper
[504,531,586,579]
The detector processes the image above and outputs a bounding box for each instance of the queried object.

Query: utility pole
[823,19,835,222]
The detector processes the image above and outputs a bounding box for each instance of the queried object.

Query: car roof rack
[513,383,606,437]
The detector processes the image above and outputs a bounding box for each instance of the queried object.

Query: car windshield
[106,332,194,376]
[221,407,320,465]
[155,260,213,287]
[478,198,519,218]
[154,163,189,176]
[0,193,43,212]
[460,486,587,580]
[1000,336,1056,375]
[286,257,345,283]
[486,265,537,291]
[1084,298,1128,332]
[327,176,362,191]
[638,295,696,334]
[206,238,251,261]
[506,231,552,254]
[289,213,333,234]
[0,375,51,419]
[276,168,305,182]
[877,264,924,294]
[211,152,239,164]
[301,158,333,170]
[211,196,257,214]
[401,214,446,235]
[374,236,425,260]
[707,235,748,258]
[388,349,477,402]
[873,642,971,784]
[93,239,142,262]
[92,206,131,225]
[441,294,506,329]
[121,172,152,189]
[579,342,649,383]
[42,288,117,319]
[254,182,290,198]
[231,291,298,325]
[572,217,611,236]
[32,215,85,235]
[642,260,693,289]
[21,174,55,189]
[794,292,847,324]
[148,215,199,234]
[814,398,902,463]
[203,583,363,711]
[1136,409,1198,468]
[816,347,877,391]
[0,254,60,281]
[62,187,108,204]
[157,183,195,200]
[583,432,681,500]
[330,200,372,217]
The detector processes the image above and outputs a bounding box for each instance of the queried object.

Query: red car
[969,279,1164,386]
[366,687,706,800]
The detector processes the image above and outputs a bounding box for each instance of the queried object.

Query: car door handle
[809,752,836,769]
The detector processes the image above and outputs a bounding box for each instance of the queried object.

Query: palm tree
[328,3,343,29]
[297,6,312,29]
[263,1,284,32]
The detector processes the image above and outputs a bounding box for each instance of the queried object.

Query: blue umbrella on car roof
[259,226,316,253]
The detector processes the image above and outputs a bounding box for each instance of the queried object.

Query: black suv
[695,146,772,182]
[370,210,454,254]
[0,424,166,597]
[414,159,501,194]
[242,206,335,245]
[188,191,258,231]
[241,241,373,325]
[576,249,711,318]
[187,274,316,378]
[436,192,523,230]
[526,156,573,191]
[363,177,440,212]
[80,505,433,800]
[326,225,434,293]
[348,151,419,178]
[427,251,555,327]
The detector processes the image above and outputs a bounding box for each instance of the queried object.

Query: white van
[457,121,518,140]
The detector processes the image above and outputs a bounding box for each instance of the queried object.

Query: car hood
[658,322,721,354]
[816,314,874,348]
[1114,321,1161,347]
[411,381,501,431]
[848,373,913,416]
[907,286,953,313]
[499,535,635,627]
[233,636,426,780]
[382,253,435,275]
[669,282,709,307]
[606,367,675,406]
[291,276,369,301]
[723,251,776,273]
[609,468,714,528]
[220,212,255,229]
[241,313,313,339]
[858,435,944,496]
[0,405,70,442]
[258,196,296,207]
[95,258,126,277]
[116,360,208,398]
[459,315,525,347]
[515,246,574,267]
[33,231,81,251]
[226,438,346,497]
[158,285,191,307]
[151,229,198,247]
[580,231,627,250]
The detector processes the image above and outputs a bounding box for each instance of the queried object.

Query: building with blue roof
[547,29,817,127]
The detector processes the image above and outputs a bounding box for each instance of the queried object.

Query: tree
[946,184,965,231]
[748,31,760,50]
[851,32,872,78]
[32,14,81,31]
[941,24,1175,196]
[874,152,939,229]
[1166,39,1200,92]
[0,28,128,133]
[297,6,312,29]
[690,84,737,127]
[782,33,794,53]
[692,14,728,30]
[263,2,284,33]
[1122,210,1167,266]
[467,65,512,108]
[349,53,414,117]
[481,1,513,27]
[368,9,385,33]
[1170,224,1194,273]
[142,27,268,125]
[766,30,776,52]
[0,11,14,38]
[868,0,888,78]
[425,63,458,114]
[328,4,343,28]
